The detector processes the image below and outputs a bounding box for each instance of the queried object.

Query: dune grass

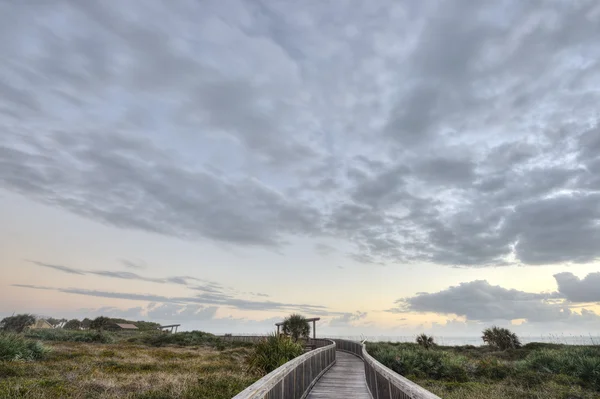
[245,334,304,374]
[367,342,600,399]
[0,340,256,398]
[24,329,115,344]
[0,333,50,362]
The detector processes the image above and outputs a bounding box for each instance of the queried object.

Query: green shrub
[132,331,218,347]
[246,334,303,375]
[367,343,470,382]
[482,326,521,350]
[521,347,600,390]
[24,329,114,343]
[475,357,512,380]
[0,333,50,361]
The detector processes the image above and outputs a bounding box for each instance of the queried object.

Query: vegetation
[281,314,310,342]
[63,319,81,330]
[367,341,600,399]
[89,316,112,331]
[25,329,114,344]
[80,318,91,329]
[416,333,435,349]
[127,330,240,349]
[482,326,521,351]
[0,340,256,398]
[246,333,304,375]
[0,333,50,361]
[0,314,36,333]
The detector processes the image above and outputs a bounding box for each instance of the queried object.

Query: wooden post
[277,325,280,335]
[312,320,316,339]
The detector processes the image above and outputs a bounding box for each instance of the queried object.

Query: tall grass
[0,333,50,361]
[24,329,114,343]
[519,347,600,390]
[128,330,222,347]
[367,341,600,394]
[246,334,304,375]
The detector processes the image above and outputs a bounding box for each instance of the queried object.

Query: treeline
[0,314,160,333]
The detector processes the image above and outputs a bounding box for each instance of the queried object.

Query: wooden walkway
[306,351,371,399]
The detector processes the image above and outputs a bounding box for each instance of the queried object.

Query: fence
[232,339,336,399]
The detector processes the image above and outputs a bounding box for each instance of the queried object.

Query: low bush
[368,341,600,397]
[24,329,114,343]
[475,357,512,380]
[246,334,303,375]
[130,330,218,347]
[520,347,600,390]
[366,343,470,382]
[0,333,49,361]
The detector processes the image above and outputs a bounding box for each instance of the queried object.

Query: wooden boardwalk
[306,351,372,399]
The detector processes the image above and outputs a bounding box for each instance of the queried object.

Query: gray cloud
[119,259,147,270]
[146,304,218,322]
[28,261,86,276]
[554,272,600,303]
[29,260,205,287]
[2,1,600,268]
[314,243,337,257]
[391,280,566,323]
[328,311,368,327]
[12,284,338,315]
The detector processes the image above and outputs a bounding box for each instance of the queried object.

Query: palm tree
[282,314,310,342]
[416,333,435,349]
[482,326,521,350]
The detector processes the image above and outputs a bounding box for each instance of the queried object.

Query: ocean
[327,335,600,346]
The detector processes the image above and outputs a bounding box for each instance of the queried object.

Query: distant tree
[81,318,92,329]
[416,333,435,349]
[282,314,310,342]
[63,319,82,330]
[90,316,112,331]
[482,326,521,350]
[0,314,36,333]
[46,318,61,328]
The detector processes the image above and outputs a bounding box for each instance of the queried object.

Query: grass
[367,342,600,399]
[0,334,50,362]
[24,329,115,344]
[246,334,304,374]
[0,340,257,398]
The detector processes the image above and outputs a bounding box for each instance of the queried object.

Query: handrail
[334,339,441,399]
[232,339,336,399]
[222,336,332,348]
[331,338,363,359]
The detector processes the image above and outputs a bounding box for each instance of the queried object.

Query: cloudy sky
[1,0,600,338]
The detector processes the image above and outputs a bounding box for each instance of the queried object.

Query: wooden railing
[334,339,441,399]
[232,339,336,399]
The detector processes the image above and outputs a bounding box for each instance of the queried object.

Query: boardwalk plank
[306,351,371,399]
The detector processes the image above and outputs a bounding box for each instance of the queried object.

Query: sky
[1,0,600,338]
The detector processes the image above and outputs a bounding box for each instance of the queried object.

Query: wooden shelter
[113,323,138,330]
[158,324,180,333]
[275,317,320,339]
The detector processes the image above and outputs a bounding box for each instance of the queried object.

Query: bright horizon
[2,1,600,339]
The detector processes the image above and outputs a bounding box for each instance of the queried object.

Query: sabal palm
[282,314,310,342]
[416,333,435,349]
